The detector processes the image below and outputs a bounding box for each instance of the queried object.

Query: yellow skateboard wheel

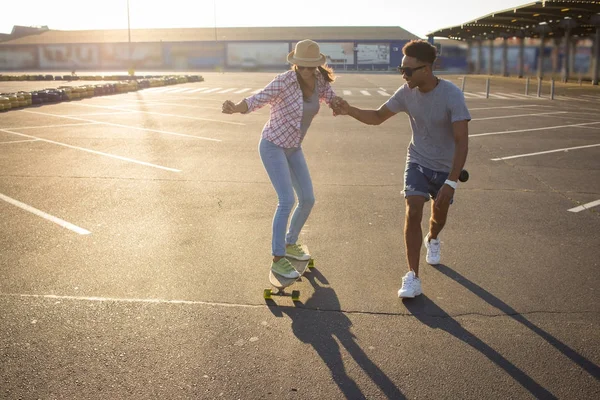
[308,258,315,268]
[263,289,272,300]
[291,290,300,301]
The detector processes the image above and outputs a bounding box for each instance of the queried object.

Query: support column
[518,37,525,78]
[476,39,483,74]
[559,19,578,83]
[537,35,545,79]
[569,37,577,75]
[561,29,572,82]
[552,38,561,76]
[488,38,495,75]
[501,37,508,77]
[466,40,473,73]
[593,28,600,85]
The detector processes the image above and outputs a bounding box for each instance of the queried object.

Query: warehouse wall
[0,40,412,71]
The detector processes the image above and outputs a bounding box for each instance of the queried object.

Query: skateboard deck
[264,245,314,301]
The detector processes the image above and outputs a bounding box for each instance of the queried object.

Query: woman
[222,39,338,279]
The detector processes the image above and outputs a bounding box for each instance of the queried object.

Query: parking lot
[1,71,599,399]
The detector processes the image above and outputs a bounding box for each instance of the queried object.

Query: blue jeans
[259,138,315,256]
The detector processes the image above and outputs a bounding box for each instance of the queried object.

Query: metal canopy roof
[427,1,600,41]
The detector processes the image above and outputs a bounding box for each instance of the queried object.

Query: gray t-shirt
[300,81,320,142]
[385,79,471,172]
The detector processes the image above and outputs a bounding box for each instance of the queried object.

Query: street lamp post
[127,0,134,77]
[213,0,217,41]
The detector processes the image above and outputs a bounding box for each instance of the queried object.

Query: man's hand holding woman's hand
[330,96,350,116]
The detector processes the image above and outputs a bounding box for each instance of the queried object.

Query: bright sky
[1,0,532,38]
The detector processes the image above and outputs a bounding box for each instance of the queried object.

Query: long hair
[292,64,336,100]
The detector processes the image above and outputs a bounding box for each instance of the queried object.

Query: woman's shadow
[268,268,406,400]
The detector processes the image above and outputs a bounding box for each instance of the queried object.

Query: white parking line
[217,88,237,93]
[554,95,597,103]
[188,87,209,93]
[167,87,195,93]
[147,87,178,93]
[21,110,224,140]
[68,103,243,126]
[537,113,600,122]
[0,139,39,144]
[471,121,600,137]
[343,90,352,96]
[463,92,487,99]
[360,90,371,96]
[101,94,221,103]
[0,192,91,235]
[110,99,220,110]
[63,111,135,117]
[491,143,600,161]
[19,108,230,142]
[251,89,261,94]
[477,92,511,99]
[472,111,568,121]
[0,293,262,309]
[469,105,548,111]
[0,128,182,172]
[568,200,600,213]
[0,122,99,130]
[573,125,600,130]
[142,87,170,93]
[202,88,223,93]
[234,88,251,94]
[158,87,185,93]
[496,93,532,100]
[377,91,389,96]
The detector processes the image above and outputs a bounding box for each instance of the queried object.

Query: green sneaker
[271,257,300,279]
[285,244,311,261]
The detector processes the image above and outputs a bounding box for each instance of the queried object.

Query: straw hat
[287,39,327,67]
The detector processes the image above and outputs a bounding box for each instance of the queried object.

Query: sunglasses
[397,65,427,77]
[297,66,317,71]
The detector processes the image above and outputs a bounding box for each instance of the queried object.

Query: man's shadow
[403,294,557,399]
[404,263,600,399]
[430,263,600,381]
[269,268,406,400]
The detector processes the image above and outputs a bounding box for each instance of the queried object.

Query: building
[0,26,421,71]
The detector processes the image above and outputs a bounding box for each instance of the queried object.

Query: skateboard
[263,245,315,301]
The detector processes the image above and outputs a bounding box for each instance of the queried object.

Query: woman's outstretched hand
[222,100,236,114]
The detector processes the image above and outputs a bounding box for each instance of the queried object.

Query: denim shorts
[403,162,452,202]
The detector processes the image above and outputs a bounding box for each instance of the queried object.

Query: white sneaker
[398,271,422,298]
[424,234,441,265]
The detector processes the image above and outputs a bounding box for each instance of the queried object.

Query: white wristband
[444,179,457,190]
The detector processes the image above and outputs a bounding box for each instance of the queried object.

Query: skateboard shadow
[430,263,600,380]
[264,267,331,315]
[277,269,406,400]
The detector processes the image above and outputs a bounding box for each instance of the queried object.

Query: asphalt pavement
[1,71,599,399]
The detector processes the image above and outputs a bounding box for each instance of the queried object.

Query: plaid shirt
[244,70,336,148]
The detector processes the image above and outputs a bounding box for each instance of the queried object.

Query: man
[331,40,470,298]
